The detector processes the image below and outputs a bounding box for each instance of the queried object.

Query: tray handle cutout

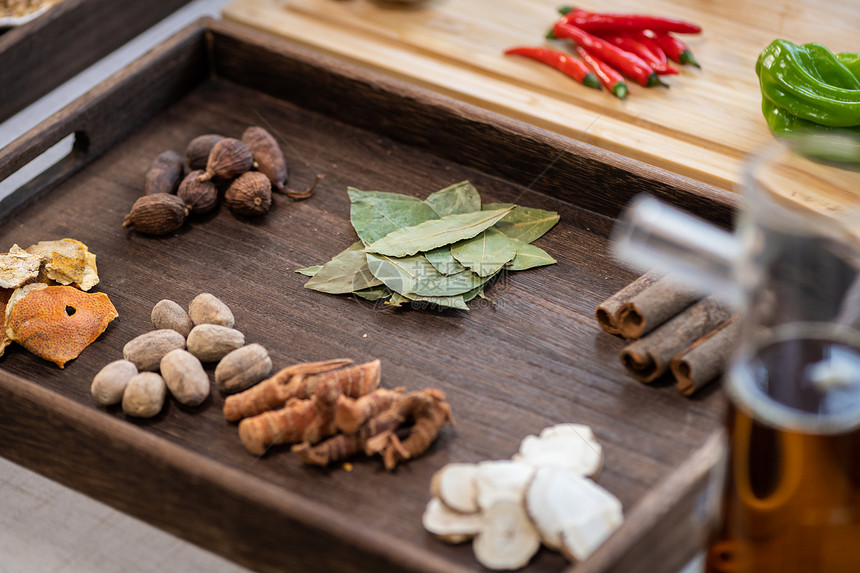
[0,131,87,223]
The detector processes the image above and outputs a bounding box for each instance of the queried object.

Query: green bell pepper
[756,39,860,136]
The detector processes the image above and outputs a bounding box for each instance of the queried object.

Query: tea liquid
[705,336,860,573]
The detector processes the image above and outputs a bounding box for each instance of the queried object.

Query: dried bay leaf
[484,203,560,244]
[365,207,514,258]
[425,246,467,275]
[382,289,470,311]
[304,242,382,294]
[366,253,490,297]
[508,240,557,271]
[450,227,516,277]
[348,187,438,244]
[385,292,412,307]
[407,293,470,311]
[295,265,323,277]
[425,180,481,216]
[352,284,392,301]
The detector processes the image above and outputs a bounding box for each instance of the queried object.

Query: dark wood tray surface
[0,0,191,122]
[0,19,733,573]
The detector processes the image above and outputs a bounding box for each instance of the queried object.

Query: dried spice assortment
[505,6,701,99]
[91,293,272,417]
[596,272,739,395]
[1,239,116,368]
[123,126,314,236]
[224,359,453,470]
[423,424,622,569]
[298,181,559,310]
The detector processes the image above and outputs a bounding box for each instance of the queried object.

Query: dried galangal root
[4,283,118,368]
[25,238,100,291]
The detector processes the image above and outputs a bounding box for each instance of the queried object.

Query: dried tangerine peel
[5,284,117,368]
[0,244,40,289]
[0,287,11,358]
[25,238,99,291]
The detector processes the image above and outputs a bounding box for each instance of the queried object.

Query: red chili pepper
[631,30,675,72]
[558,6,701,35]
[551,20,665,87]
[504,46,601,89]
[575,46,627,99]
[652,31,700,68]
[601,33,678,75]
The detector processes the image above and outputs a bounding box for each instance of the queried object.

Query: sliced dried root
[424,424,623,570]
[513,423,603,477]
[422,497,482,543]
[430,462,479,514]
[473,500,541,571]
[525,467,623,557]
[475,460,535,510]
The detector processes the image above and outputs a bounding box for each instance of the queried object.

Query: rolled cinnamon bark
[616,276,702,340]
[595,271,661,335]
[620,297,734,383]
[673,317,740,396]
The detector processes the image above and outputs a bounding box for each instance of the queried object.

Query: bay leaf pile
[297,181,559,310]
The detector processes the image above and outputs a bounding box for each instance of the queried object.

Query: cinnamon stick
[616,275,702,340]
[620,297,734,383]
[672,317,740,396]
[595,271,661,335]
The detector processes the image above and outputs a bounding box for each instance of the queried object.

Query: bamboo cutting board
[223,0,859,192]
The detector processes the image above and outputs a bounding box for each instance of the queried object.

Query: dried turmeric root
[334,387,406,434]
[224,358,382,421]
[238,379,342,455]
[296,388,454,470]
[224,358,351,421]
[368,389,454,471]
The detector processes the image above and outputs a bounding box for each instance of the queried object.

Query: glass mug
[612,134,860,572]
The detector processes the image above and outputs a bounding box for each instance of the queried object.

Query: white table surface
[0,2,251,571]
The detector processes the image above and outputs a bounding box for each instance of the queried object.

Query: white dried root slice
[422,497,482,543]
[525,467,623,562]
[475,460,535,511]
[473,499,541,571]
[0,245,40,289]
[430,462,479,514]
[513,423,603,477]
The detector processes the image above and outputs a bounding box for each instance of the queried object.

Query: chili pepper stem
[582,73,601,89]
[648,73,669,87]
[680,50,701,68]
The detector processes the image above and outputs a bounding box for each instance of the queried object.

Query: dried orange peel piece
[25,238,99,291]
[0,244,40,288]
[4,283,118,368]
[0,288,11,358]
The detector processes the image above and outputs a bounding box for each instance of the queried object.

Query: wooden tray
[223,0,860,192]
[0,0,191,122]
[0,18,731,573]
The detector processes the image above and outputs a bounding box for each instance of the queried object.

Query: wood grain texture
[0,0,193,123]
[222,0,860,191]
[0,19,725,573]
